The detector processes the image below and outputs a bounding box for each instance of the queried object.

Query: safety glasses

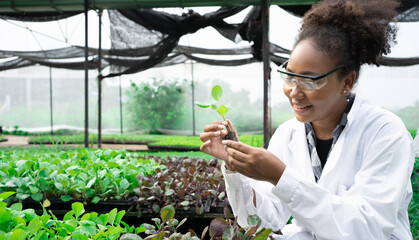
[277,60,346,91]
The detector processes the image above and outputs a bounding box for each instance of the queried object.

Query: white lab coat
[222,94,415,240]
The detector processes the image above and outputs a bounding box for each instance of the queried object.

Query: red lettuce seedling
[196,85,238,141]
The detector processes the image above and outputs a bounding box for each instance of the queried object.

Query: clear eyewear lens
[280,73,327,91]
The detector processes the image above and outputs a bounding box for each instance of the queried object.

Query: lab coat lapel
[318,93,362,186]
[288,122,316,183]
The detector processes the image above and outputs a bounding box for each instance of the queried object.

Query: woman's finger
[203,123,225,133]
[200,140,212,153]
[222,140,251,155]
[225,145,248,162]
[200,130,228,143]
[226,119,238,134]
[227,153,247,172]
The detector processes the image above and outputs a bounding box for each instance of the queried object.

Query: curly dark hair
[295,0,399,80]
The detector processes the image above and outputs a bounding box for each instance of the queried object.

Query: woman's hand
[199,120,232,161]
[222,140,286,185]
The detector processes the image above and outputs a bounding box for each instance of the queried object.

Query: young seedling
[196,85,238,141]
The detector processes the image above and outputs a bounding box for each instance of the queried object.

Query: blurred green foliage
[125,78,190,133]
[28,133,264,148]
[410,158,419,239]
[395,101,419,131]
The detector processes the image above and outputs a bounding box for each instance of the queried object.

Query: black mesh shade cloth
[0,6,418,76]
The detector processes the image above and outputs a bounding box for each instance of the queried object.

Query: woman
[199,0,415,239]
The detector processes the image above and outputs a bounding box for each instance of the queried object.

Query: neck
[312,98,347,140]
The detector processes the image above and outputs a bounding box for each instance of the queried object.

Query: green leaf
[54,182,64,191]
[28,219,43,234]
[217,105,229,118]
[12,216,25,227]
[210,101,218,110]
[155,231,165,240]
[252,228,272,240]
[10,202,22,211]
[34,230,48,240]
[99,214,108,225]
[135,226,147,234]
[164,189,175,196]
[115,210,126,225]
[152,204,160,213]
[71,234,89,240]
[81,213,91,221]
[195,102,210,108]
[31,193,43,202]
[16,193,30,201]
[0,191,15,201]
[72,202,85,219]
[211,85,223,101]
[80,224,96,236]
[108,208,117,226]
[63,210,75,221]
[39,215,51,225]
[243,225,258,238]
[10,229,25,240]
[38,169,49,178]
[247,215,262,227]
[218,192,225,200]
[0,209,12,223]
[120,233,142,240]
[120,179,129,190]
[43,199,51,208]
[223,225,234,240]
[62,223,76,233]
[160,205,175,223]
[22,209,38,221]
[92,196,101,204]
[61,195,72,202]
[86,177,97,189]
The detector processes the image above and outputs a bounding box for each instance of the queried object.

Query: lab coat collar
[288,120,316,183]
[286,93,364,185]
[317,93,363,185]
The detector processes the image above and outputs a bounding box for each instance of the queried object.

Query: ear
[341,71,356,96]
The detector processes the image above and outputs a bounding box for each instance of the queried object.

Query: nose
[288,83,305,99]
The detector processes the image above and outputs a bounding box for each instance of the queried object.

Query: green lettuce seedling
[196,85,238,141]
[196,85,230,120]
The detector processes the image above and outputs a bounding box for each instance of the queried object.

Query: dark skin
[200,39,356,203]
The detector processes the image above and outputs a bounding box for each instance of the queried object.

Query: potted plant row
[0,149,158,212]
[0,191,272,240]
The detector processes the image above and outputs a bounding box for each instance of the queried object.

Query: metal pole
[262,0,271,148]
[49,67,53,135]
[191,60,196,136]
[98,10,103,148]
[84,0,89,148]
[119,75,123,134]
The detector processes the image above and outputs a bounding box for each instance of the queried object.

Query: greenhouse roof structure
[0,0,316,12]
[0,0,418,147]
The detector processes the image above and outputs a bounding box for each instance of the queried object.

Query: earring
[343,90,347,94]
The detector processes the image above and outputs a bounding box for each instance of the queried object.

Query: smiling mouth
[294,105,312,109]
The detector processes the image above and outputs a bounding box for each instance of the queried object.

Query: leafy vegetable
[0,192,136,239]
[209,207,273,240]
[196,85,230,120]
[0,148,160,204]
[135,157,228,215]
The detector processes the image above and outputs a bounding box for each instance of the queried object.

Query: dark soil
[222,131,238,142]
